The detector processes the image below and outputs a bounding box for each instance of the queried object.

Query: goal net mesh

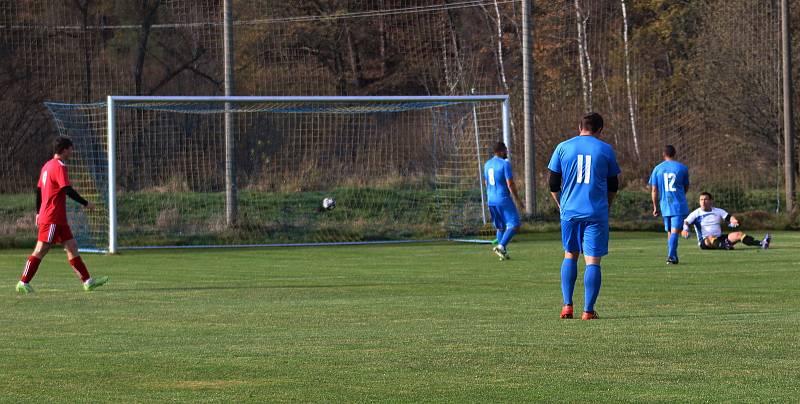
[45,98,507,250]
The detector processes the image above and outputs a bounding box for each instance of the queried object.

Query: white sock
[84,278,93,285]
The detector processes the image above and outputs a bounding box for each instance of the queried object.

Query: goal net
[45,96,511,253]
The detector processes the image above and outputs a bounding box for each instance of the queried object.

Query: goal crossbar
[48,95,512,253]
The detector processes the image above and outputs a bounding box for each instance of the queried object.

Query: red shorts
[37,223,74,244]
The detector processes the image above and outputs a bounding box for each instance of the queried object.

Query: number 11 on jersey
[577,154,591,184]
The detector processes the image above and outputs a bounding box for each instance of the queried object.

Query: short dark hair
[699,192,713,200]
[664,145,676,158]
[580,112,604,133]
[493,141,508,154]
[53,136,73,154]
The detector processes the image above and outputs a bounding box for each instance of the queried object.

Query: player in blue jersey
[548,113,620,320]
[484,141,523,260]
[649,145,690,264]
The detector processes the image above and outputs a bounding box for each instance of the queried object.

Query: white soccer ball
[322,197,336,210]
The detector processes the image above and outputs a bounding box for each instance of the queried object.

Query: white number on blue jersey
[663,172,677,192]
[576,154,592,184]
[488,168,496,186]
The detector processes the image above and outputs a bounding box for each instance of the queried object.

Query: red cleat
[560,305,574,319]
[581,311,599,320]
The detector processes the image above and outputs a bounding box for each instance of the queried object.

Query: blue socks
[499,227,517,248]
[560,258,578,305]
[584,264,602,312]
[668,232,679,260]
[496,228,504,243]
[561,260,603,312]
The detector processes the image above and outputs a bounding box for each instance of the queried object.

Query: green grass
[1,231,799,402]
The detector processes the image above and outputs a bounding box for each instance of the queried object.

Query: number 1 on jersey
[577,154,591,184]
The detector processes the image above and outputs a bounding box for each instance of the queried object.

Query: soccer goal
[45,95,511,253]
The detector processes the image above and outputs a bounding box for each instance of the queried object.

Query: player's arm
[35,187,42,212]
[502,161,523,211]
[548,170,561,210]
[607,175,619,207]
[507,178,523,211]
[58,164,92,209]
[683,167,690,193]
[681,212,697,238]
[648,170,658,216]
[34,187,42,224]
[64,186,94,209]
[650,185,659,216]
[607,149,621,208]
[725,214,739,228]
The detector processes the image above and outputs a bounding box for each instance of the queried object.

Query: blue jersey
[484,156,513,206]
[547,135,621,222]
[649,160,689,217]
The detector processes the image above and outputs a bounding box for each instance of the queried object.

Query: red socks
[69,256,91,282]
[21,256,42,283]
[21,255,91,283]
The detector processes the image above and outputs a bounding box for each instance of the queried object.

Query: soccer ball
[322,197,336,210]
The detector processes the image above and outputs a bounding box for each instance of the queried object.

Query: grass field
[1,231,799,402]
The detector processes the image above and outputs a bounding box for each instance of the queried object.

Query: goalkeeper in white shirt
[681,192,771,250]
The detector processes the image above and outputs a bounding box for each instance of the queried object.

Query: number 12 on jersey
[576,154,592,184]
[663,172,677,192]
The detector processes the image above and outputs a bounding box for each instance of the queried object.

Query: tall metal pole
[521,0,535,217]
[782,0,796,213]
[224,0,237,225]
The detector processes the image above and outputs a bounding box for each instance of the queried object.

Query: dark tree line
[0,0,798,200]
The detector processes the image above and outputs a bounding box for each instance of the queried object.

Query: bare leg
[32,241,51,259]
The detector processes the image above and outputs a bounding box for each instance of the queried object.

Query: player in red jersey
[16,136,108,293]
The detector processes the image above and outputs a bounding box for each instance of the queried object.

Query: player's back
[38,158,70,225]
[650,160,689,216]
[548,135,620,222]
[484,156,512,206]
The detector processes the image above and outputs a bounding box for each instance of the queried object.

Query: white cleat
[493,245,510,260]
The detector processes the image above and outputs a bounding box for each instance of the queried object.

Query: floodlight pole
[781,0,796,214]
[223,0,237,225]
[522,0,536,217]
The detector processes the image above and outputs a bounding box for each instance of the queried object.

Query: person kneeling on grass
[681,192,771,250]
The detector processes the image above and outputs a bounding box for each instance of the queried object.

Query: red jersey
[37,158,71,225]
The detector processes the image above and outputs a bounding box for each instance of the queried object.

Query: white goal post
[47,95,511,253]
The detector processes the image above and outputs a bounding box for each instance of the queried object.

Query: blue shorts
[489,203,520,229]
[561,219,609,257]
[663,215,686,232]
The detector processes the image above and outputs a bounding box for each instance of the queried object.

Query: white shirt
[685,207,729,238]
